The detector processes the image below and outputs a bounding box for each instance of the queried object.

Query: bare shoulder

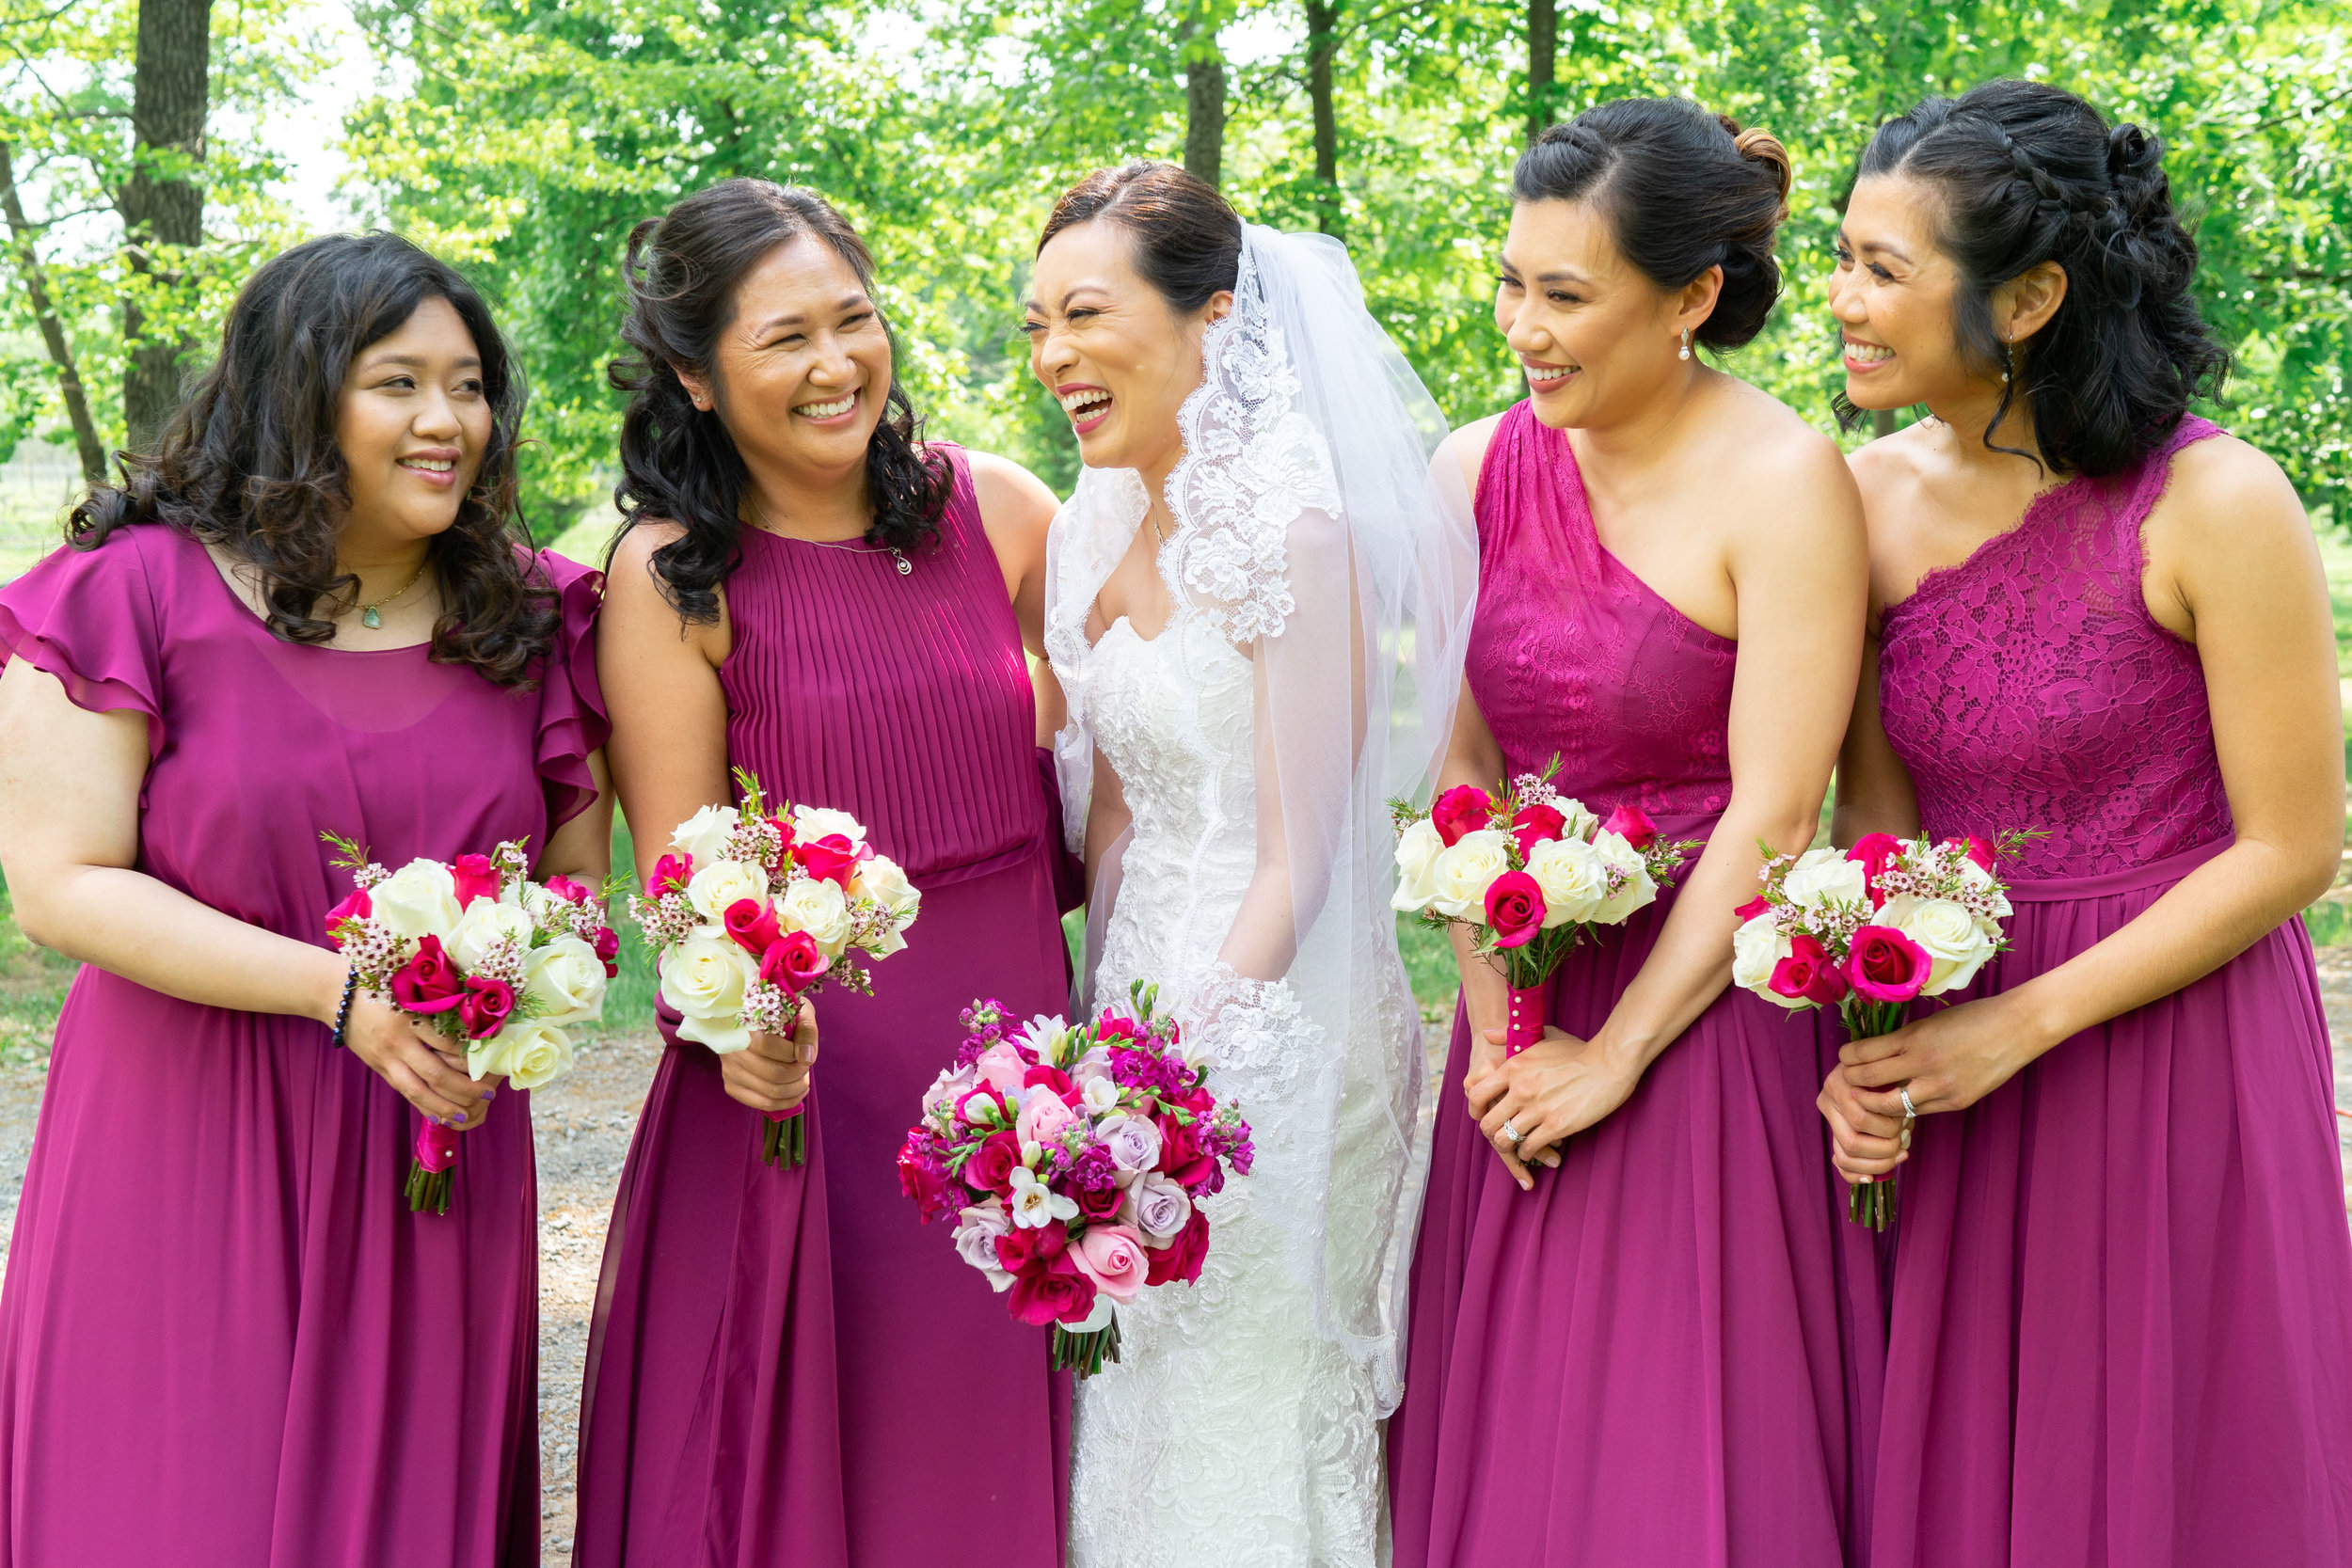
[2157,430,2305,546]
[959,448,1061,536]
[1436,413,1507,494]
[1710,383,1863,550]
[1844,418,1936,495]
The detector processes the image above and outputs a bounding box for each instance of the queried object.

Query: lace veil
[1043,224,1478,1408]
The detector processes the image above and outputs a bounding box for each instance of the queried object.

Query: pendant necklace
[750,495,910,575]
[354,561,430,628]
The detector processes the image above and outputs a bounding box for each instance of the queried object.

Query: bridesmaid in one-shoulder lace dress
[577,182,1075,1568]
[1823,84,2352,1566]
[1391,101,1880,1567]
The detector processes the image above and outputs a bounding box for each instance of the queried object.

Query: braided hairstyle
[609,179,951,625]
[1514,98,1794,351]
[1855,79,2228,475]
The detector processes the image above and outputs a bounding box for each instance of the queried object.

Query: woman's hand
[719,1001,821,1114]
[1838,991,2047,1120]
[1818,1061,1907,1186]
[343,991,495,1130]
[1462,1022,1509,1122]
[1473,1026,1645,1191]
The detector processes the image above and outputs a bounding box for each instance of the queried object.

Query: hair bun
[2106,122,2159,180]
[1730,124,1794,220]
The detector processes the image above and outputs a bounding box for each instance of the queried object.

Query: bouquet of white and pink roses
[1392,759,1701,1054]
[324,832,618,1213]
[1731,831,2023,1228]
[897,986,1254,1377]
[631,769,919,1166]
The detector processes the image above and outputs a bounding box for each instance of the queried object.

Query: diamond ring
[1501,1119,1523,1145]
[1899,1085,1919,1120]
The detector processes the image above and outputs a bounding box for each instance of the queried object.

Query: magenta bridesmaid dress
[573,447,1073,1567]
[0,523,605,1565]
[1863,415,2352,1565]
[1388,402,1873,1566]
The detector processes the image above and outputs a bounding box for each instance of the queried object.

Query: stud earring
[1677,328,1692,361]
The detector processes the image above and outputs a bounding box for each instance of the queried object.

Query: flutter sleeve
[532,547,611,830]
[0,531,167,757]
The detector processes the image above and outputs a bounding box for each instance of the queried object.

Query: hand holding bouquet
[324,833,616,1212]
[898,984,1253,1376]
[631,769,919,1166]
[1730,831,2023,1227]
[1392,758,1700,1055]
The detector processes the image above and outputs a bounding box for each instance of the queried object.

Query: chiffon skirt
[0,968,541,1566]
[1390,891,1876,1567]
[1866,846,2352,1567]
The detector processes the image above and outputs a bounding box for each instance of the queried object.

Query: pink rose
[1094,1013,1145,1046]
[544,875,593,905]
[593,926,620,977]
[1144,1207,1211,1287]
[324,887,371,944]
[1511,801,1566,858]
[1846,832,1903,908]
[793,833,862,891]
[723,896,781,957]
[1733,895,1770,922]
[458,974,516,1039]
[1016,1085,1078,1145]
[1431,784,1495,848]
[993,1222,1066,1275]
[1482,869,1547,949]
[1769,933,1850,1006]
[1024,1063,1077,1101]
[974,1041,1031,1094]
[757,929,826,991]
[646,854,691,898]
[389,935,467,1015]
[451,853,501,910]
[1956,834,1996,872]
[1846,924,1931,1004]
[1600,802,1657,848]
[954,1086,1009,1129]
[897,1132,959,1223]
[964,1130,1025,1196]
[1008,1253,1097,1327]
[1072,1224,1151,1305]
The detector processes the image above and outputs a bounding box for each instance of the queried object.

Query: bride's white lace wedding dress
[1047,225,1471,1568]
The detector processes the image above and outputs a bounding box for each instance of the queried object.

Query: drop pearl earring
[1677,328,1692,361]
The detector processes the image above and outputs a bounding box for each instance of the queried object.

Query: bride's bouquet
[1392,758,1700,1054]
[631,769,920,1166]
[898,985,1254,1376]
[1731,832,2023,1228]
[323,833,616,1212]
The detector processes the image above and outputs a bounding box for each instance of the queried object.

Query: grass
[0,873,76,1066]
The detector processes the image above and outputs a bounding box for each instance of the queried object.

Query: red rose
[458,974,517,1038]
[1846,925,1931,1004]
[1483,869,1548,949]
[1846,832,1903,908]
[994,1223,1068,1275]
[1023,1064,1076,1100]
[1008,1254,1098,1327]
[757,929,827,991]
[1769,933,1850,1006]
[544,875,593,906]
[324,887,372,945]
[1076,1182,1124,1220]
[766,814,797,854]
[1157,1118,1215,1189]
[964,1131,1025,1196]
[1431,784,1495,847]
[723,896,781,957]
[452,853,501,910]
[1733,895,1770,921]
[1095,1014,1145,1045]
[647,854,691,898]
[1144,1208,1211,1287]
[793,833,862,891]
[1599,802,1657,848]
[897,1132,958,1222]
[593,926,620,977]
[389,935,468,1015]
[1957,834,1996,872]
[1511,801,1566,858]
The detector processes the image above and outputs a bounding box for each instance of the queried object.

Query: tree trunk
[1526,0,1557,144]
[1180,19,1227,189]
[121,0,213,451]
[1305,0,1341,234]
[0,143,107,484]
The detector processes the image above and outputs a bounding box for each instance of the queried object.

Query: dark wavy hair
[609,180,950,625]
[1847,79,2229,475]
[1036,161,1243,311]
[69,231,556,685]
[1514,98,1794,351]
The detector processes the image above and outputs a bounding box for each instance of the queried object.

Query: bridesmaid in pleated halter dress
[1389,100,1879,1567]
[574,182,1075,1567]
[1822,83,2352,1566]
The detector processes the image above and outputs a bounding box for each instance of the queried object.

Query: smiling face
[1828,174,1984,411]
[1495,198,1701,431]
[333,294,493,548]
[1025,219,1229,482]
[684,233,892,493]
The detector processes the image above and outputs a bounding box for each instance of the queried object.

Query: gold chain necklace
[352,560,430,628]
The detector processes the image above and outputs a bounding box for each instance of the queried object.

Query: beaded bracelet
[330,966,358,1049]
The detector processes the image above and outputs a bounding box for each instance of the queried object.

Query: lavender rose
[952,1200,1014,1291]
[1122,1171,1193,1242]
[1096,1114,1163,1176]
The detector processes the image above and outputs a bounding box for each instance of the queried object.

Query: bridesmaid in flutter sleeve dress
[575,181,1074,1568]
[0,234,612,1565]
[1388,101,1878,1566]
[1822,83,2352,1566]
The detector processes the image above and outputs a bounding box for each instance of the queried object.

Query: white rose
[475,1020,574,1090]
[687,858,771,925]
[446,896,534,971]
[1732,913,1805,1008]
[792,805,866,847]
[670,803,740,872]
[1589,831,1659,924]
[777,876,853,959]
[1954,856,2014,923]
[1783,847,1867,910]
[850,854,921,920]
[660,928,756,1041]
[1391,817,1446,912]
[1549,796,1600,842]
[1431,829,1511,920]
[1881,895,1996,997]
[372,858,463,942]
[525,935,607,1026]
[1524,835,1608,927]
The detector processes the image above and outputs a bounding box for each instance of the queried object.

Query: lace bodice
[1877,418,2230,879]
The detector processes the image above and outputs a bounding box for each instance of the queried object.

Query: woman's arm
[537,751,616,888]
[0,658,494,1127]
[1829,629,1919,847]
[1836,437,2343,1148]
[966,451,1069,748]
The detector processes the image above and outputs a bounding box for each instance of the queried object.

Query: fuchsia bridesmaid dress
[574,447,1073,1567]
[1864,416,2352,1566]
[1389,401,1873,1566]
[0,523,605,1565]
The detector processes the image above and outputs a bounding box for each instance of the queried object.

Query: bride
[1024,162,1473,1564]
